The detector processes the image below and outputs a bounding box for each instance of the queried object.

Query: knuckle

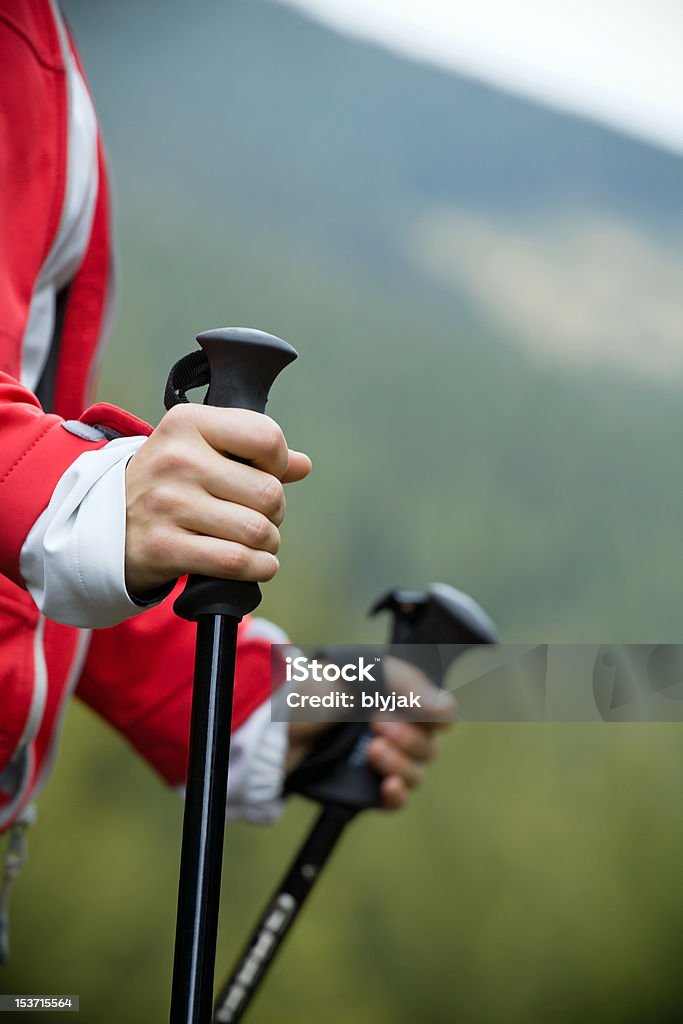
[158,402,195,436]
[260,554,280,582]
[147,442,195,478]
[221,545,250,578]
[161,447,188,475]
[243,513,272,549]
[144,484,179,517]
[258,418,286,459]
[258,476,284,518]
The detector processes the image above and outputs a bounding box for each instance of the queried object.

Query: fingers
[167,410,310,519]
[367,715,450,813]
[380,776,409,811]
[199,454,287,526]
[176,493,282,557]
[367,733,426,790]
[285,694,450,814]
[124,403,310,594]
[168,533,279,583]
[176,493,281,554]
[370,720,439,762]
[203,443,311,498]
[179,404,294,478]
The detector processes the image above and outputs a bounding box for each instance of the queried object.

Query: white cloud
[275,0,683,155]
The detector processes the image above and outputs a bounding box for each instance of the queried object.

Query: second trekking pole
[166,328,298,1024]
[213,582,499,1023]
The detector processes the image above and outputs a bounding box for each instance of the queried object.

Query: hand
[286,656,455,811]
[124,403,311,595]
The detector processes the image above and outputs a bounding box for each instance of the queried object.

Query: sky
[276,0,683,157]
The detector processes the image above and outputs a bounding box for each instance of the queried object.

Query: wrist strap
[164,351,210,409]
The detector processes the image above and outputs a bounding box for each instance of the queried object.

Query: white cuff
[20,435,155,628]
[174,704,288,826]
[226,703,288,825]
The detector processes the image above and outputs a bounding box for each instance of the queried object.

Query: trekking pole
[213,583,498,1024]
[166,328,298,1024]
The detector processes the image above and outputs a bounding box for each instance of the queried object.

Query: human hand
[124,404,311,596]
[286,656,455,810]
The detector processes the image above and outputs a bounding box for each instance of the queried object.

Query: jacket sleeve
[0,13,151,618]
[0,10,289,825]
[0,9,94,577]
[0,380,111,583]
[75,585,289,822]
[0,385,161,630]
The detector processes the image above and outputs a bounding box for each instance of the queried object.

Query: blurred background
[5,0,683,1019]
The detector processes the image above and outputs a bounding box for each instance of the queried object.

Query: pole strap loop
[164,351,210,410]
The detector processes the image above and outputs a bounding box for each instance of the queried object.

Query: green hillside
[6,2,683,1021]
[66,0,683,227]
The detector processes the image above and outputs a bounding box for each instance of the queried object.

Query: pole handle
[165,328,297,622]
[285,584,499,811]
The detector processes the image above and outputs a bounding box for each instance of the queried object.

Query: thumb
[282,450,312,483]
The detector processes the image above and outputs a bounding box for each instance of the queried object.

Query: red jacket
[0,1,277,829]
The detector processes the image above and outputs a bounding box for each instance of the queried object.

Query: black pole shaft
[213,803,355,1024]
[170,613,240,1024]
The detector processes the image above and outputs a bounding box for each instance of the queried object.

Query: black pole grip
[284,720,377,810]
[169,329,297,622]
[286,584,499,811]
